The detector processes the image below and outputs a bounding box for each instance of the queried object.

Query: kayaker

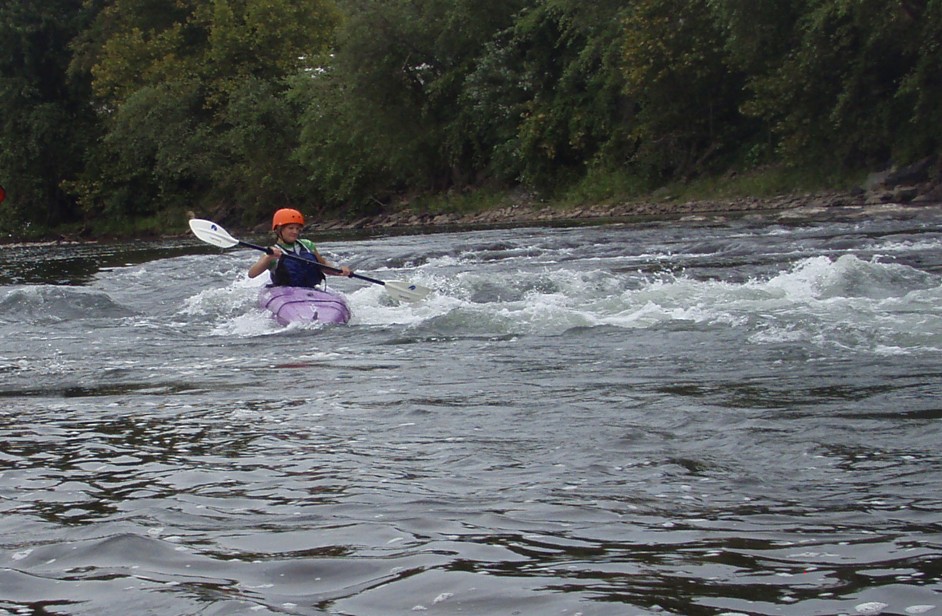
[248,208,353,287]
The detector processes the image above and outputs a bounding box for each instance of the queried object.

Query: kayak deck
[258,286,351,326]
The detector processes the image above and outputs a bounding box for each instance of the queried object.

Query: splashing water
[1,210,942,615]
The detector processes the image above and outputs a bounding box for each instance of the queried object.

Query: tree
[0,0,101,235]
[742,0,941,169]
[292,0,527,211]
[621,0,747,181]
[73,0,340,227]
[463,0,638,192]
[884,0,942,162]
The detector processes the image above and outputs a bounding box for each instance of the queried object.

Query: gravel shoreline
[318,190,940,232]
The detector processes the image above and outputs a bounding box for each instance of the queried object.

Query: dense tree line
[0,0,938,238]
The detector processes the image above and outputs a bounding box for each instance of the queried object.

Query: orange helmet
[272,208,304,229]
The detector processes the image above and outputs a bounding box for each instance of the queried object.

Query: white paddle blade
[385,281,432,303]
[189,219,239,248]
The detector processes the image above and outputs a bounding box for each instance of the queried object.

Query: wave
[357,254,942,352]
[0,286,136,324]
[175,246,942,354]
[764,254,938,300]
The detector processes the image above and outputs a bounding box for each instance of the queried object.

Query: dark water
[2,205,942,615]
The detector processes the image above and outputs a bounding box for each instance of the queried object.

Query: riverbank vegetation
[1,0,939,240]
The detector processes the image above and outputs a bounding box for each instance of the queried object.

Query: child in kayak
[248,208,353,287]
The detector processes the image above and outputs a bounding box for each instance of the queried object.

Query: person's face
[279,223,303,242]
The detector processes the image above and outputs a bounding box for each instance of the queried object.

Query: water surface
[2,206,941,615]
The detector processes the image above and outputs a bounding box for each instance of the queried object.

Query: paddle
[188,218,431,303]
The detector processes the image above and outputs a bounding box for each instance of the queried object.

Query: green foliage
[0,0,100,236]
[292,0,527,209]
[621,0,748,181]
[742,0,941,168]
[405,188,514,217]
[892,0,942,162]
[2,0,941,237]
[673,164,863,202]
[77,78,214,221]
[217,76,316,225]
[558,168,654,208]
[71,0,340,229]
[463,0,637,193]
[288,69,386,217]
[707,0,802,74]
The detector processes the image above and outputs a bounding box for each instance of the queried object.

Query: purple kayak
[258,286,351,326]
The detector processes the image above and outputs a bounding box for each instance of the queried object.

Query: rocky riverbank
[319,189,940,232]
[12,161,942,246]
[319,191,855,231]
[316,158,942,231]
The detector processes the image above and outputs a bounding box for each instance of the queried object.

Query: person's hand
[340,266,353,277]
[268,246,283,261]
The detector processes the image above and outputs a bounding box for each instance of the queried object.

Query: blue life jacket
[271,242,326,288]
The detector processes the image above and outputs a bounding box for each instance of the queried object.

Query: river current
[1,204,941,615]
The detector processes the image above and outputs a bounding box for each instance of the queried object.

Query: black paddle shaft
[238,239,386,287]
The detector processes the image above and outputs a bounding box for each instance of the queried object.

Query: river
[1,204,941,615]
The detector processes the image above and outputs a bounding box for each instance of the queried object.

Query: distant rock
[862,155,941,205]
